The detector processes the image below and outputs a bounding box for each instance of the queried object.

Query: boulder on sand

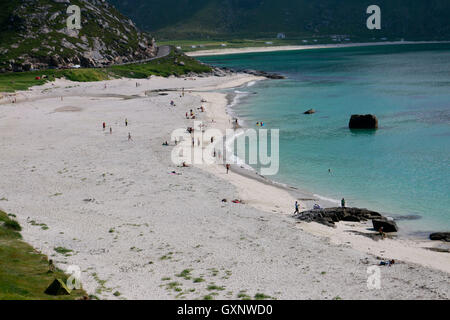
[304,109,316,114]
[349,114,378,129]
[429,232,450,242]
[372,219,398,233]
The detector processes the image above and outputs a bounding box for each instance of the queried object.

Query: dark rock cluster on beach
[295,207,398,232]
[429,232,450,242]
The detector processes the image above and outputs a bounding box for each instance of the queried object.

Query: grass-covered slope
[0,210,87,300]
[0,47,212,92]
[109,0,450,41]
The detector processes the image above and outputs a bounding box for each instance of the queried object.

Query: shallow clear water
[199,44,450,234]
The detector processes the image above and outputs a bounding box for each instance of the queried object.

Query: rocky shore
[295,207,398,231]
[184,65,285,80]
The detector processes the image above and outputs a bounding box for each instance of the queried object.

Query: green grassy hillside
[109,0,450,40]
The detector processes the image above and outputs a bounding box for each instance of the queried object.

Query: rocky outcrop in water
[241,69,285,79]
[304,109,316,114]
[349,114,378,129]
[187,66,285,80]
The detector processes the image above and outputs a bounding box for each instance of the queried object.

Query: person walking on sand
[125,118,128,127]
[110,127,112,134]
[294,201,300,214]
[341,198,346,208]
[226,164,230,174]
[128,132,132,141]
[103,122,106,130]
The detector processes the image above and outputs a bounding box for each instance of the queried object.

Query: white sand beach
[187,41,450,57]
[0,74,449,300]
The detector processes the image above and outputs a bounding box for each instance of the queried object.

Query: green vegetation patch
[176,269,193,280]
[54,247,72,255]
[207,284,225,291]
[0,210,86,299]
[254,293,272,300]
[0,47,212,93]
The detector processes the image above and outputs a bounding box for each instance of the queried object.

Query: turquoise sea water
[199,44,450,234]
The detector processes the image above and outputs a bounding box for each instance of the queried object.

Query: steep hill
[109,0,450,40]
[0,0,157,72]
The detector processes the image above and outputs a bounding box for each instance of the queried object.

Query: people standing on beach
[294,201,300,214]
[125,118,128,127]
[103,122,106,130]
[182,88,185,97]
[211,137,214,143]
[226,164,230,174]
[341,198,346,208]
[128,132,132,141]
[110,127,112,134]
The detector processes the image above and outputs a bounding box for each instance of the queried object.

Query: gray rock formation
[0,0,157,72]
[295,207,383,228]
[429,232,450,242]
